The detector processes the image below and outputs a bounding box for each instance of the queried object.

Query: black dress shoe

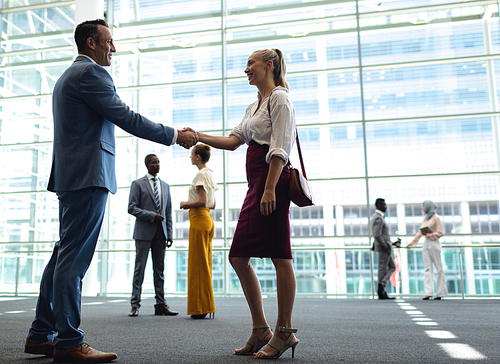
[377,283,385,299]
[25,339,54,356]
[433,297,442,300]
[129,307,139,317]
[155,304,178,316]
[377,285,395,299]
[380,292,396,300]
[422,296,432,300]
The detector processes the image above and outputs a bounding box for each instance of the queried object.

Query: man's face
[379,201,387,212]
[147,156,160,176]
[92,25,115,66]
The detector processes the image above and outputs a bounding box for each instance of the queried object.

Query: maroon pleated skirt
[229,141,292,259]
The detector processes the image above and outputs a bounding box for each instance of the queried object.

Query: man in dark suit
[128,154,178,317]
[370,198,396,300]
[24,19,196,363]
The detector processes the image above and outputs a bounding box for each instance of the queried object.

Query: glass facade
[1,0,500,298]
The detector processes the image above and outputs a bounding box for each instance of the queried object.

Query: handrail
[2,245,498,298]
[2,232,500,245]
[1,243,499,254]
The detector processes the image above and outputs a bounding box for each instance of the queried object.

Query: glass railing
[1,241,499,299]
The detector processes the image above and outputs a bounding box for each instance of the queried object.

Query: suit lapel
[143,176,156,204]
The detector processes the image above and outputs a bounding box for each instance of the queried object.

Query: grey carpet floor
[1,296,499,363]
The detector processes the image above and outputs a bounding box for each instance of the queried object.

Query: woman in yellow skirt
[180,144,218,319]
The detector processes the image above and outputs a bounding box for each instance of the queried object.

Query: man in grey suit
[128,154,178,317]
[24,19,196,363]
[370,198,396,300]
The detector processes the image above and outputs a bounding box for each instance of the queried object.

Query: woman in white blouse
[180,144,218,319]
[407,200,447,300]
[194,49,298,359]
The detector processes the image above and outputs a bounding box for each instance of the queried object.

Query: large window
[1,0,500,298]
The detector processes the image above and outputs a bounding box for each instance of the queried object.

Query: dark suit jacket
[128,176,173,241]
[370,212,392,252]
[48,56,175,193]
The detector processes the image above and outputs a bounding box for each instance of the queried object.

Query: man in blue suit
[128,154,177,317]
[24,19,196,363]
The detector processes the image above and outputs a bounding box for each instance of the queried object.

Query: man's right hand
[176,129,198,149]
[154,214,164,223]
[392,238,401,247]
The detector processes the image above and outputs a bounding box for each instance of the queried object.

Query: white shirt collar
[375,209,384,216]
[78,54,96,64]
[147,173,158,180]
[257,85,288,100]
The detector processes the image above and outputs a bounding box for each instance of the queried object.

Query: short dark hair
[74,19,108,53]
[375,198,385,209]
[144,154,157,166]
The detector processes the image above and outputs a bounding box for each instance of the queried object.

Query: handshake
[176,127,198,149]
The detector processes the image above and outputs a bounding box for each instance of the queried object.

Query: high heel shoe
[190,312,215,319]
[255,326,299,359]
[190,314,207,319]
[234,324,271,355]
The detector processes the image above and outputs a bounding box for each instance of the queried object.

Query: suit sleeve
[128,181,156,222]
[165,183,173,240]
[79,65,175,145]
[372,217,390,249]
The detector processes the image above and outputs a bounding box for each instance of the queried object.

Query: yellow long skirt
[187,207,215,315]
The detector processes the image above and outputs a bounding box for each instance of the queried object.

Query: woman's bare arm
[197,132,243,151]
[260,156,285,216]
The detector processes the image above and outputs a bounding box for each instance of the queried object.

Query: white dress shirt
[188,168,218,208]
[147,173,162,209]
[230,86,296,164]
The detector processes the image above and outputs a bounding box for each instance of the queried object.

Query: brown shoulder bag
[267,97,314,207]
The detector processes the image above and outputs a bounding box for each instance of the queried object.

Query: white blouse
[188,167,218,208]
[230,86,296,164]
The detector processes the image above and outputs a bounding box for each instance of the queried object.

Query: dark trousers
[378,249,395,286]
[27,187,108,349]
[130,225,167,308]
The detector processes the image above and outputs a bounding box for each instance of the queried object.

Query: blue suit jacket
[128,176,173,241]
[48,56,175,194]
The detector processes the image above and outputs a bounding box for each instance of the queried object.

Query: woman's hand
[180,201,188,209]
[260,156,284,216]
[260,189,276,216]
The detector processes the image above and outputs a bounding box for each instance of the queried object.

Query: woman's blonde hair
[193,144,211,163]
[255,48,289,89]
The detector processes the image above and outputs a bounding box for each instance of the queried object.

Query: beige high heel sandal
[255,326,299,359]
[234,324,271,355]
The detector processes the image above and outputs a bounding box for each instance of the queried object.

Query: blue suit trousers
[27,187,108,349]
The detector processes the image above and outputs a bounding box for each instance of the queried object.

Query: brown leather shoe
[53,343,117,363]
[154,304,178,316]
[25,339,54,356]
[129,307,139,316]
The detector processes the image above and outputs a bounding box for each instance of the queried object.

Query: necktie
[153,177,161,213]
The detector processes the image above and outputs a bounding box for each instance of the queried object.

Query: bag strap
[267,95,307,179]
